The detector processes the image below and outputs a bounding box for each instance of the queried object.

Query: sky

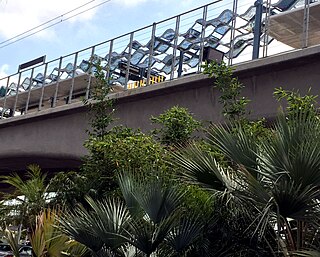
[0,0,258,79]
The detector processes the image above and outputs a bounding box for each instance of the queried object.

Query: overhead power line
[0,0,112,49]
[0,0,96,46]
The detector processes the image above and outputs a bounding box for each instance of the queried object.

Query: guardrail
[0,0,318,119]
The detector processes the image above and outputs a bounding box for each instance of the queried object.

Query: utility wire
[0,0,111,49]
[0,0,96,46]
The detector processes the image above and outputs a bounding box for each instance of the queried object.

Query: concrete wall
[0,107,88,172]
[1,45,320,172]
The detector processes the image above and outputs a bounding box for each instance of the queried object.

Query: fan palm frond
[260,112,320,188]
[59,203,104,252]
[60,196,130,253]
[294,250,320,257]
[172,145,229,192]
[208,123,259,177]
[165,215,203,254]
[118,171,142,218]
[118,171,184,224]
[127,214,175,256]
[85,196,130,249]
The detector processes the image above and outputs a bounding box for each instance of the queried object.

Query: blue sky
[0,0,233,78]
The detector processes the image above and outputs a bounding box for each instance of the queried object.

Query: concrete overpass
[0,45,320,172]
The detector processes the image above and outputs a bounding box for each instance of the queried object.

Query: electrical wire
[0,0,96,46]
[0,0,111,49]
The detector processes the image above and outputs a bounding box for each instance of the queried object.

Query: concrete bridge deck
[1,44,320,172]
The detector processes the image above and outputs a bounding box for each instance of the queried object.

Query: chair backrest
[217,9,234,25]
[159,28,175,41]
[21,77,31,91]
[182,28,201,40]
[8,82,18,95]
[0,86,6,97]
[273,0,299,11]
[130,49,148,66]
[132,40,143,50]
[137,56,158,68]
[64,63,74,73]
[32,73,45,87]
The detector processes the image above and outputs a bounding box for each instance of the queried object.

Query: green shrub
[151,106,201,146]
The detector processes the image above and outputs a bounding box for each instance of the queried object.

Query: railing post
[302,0,310,48]
[12,73,22,116]
[125,32,134,89]
[53,57,63,107]
[68,53,78,104]
[85,47,96,100]
[262,0,272,57]
[25,68,34,114]
[105,40,113,88]
[1,77,10,119]
[252,0,263,59]
[229,0,238,65]
[197,5,208,73]
[146,23,156,87]
[170,15,180,80]
[39,63,48,111]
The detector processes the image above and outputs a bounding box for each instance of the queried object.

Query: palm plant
[0,164,52,229]
[59,171,204,257]
[118,171,200,257]
[173,110,320,256]
[60,196,129,256]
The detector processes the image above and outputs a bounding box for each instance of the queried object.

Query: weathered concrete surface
[0,108,88,172]
[1,44,320,172]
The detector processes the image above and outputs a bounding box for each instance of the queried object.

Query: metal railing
[0,0,318,119]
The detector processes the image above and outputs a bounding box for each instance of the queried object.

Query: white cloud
[115,0,202,7]
[0,0,100,40]
[115,0,149,6]
[0,64,9,79]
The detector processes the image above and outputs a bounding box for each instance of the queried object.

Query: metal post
[68,53,78,104]
[177,52,184,77]
[53,57,63,107]
[252,0,263,59]
[197,5,208,73]
[263,0,272,57]
[170,15,180,80]
[1,77,10,119]
[125,32,134,89]
[229,0,238,65]
[105,41,113,87]
[302,0,310,48]
[25,68,34,114]
[12,73,22,116]
[39,63,48,111]
[146,23,156,87]
[85,47,96,100]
